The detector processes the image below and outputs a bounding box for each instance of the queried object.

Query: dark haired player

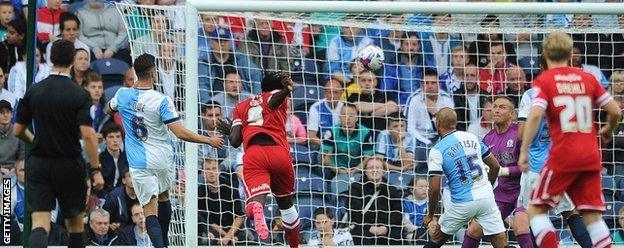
[217,71,300,247]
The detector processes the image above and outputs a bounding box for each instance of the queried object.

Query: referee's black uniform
[15,72,93,219]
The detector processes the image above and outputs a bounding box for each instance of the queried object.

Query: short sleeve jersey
[231,91,289,151]
[532,67,612,171]
[109,87,180,169]
[518,89,551,173]
[428,130,493,203]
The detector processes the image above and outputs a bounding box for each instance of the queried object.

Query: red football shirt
[532,67,613,171]
[232,91,290,151]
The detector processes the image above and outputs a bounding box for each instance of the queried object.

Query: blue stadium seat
[603,175,616,190]
[295,166,326,195]
[291,58,323,86]
[330,173,362,195]
[90,58,129,89]
[104,85,121,102]
[290,144,312,165]
[386,171,414,189]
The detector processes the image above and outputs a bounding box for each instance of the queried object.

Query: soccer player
[423,107,508,248]
[519,31,622,248]
[463,96,533,248]
[518,88,592,247]
[105,53,224,248]
[216,71,300,248]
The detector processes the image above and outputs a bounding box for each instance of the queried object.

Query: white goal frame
[182,1,624,246]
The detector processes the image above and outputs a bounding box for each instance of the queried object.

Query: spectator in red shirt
[479,41,513,94]
[36,0,64,45]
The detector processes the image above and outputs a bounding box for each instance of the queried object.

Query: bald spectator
[86,209,122,246]
[210,68,252,119]
[504,66,529,106]
[452,64,482,132]
[307,79,344,147]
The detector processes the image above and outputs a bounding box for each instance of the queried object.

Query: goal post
[115,1,624,246]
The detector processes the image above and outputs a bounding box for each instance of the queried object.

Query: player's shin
[280,205,301,248]
[564,212,592,248]
[585,219,612,248]
[529,214,557,248]
[158,200,172,247]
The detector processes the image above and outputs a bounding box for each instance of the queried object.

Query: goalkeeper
[105,53,224,248]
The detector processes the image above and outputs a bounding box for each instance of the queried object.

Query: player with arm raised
[104,53,224,248]
[423,108,507,248]
[518,32,622,248]
[217,71,300,248]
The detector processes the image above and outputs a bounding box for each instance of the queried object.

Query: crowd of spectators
[1,0,624,246]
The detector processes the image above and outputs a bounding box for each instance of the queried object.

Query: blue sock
[158,201,172,247]
[566,213,592,248]
[29,227,48,248]
[146,215,164,248]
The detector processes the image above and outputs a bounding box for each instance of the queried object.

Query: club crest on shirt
[250,95,263,107]
[506,139,514,148]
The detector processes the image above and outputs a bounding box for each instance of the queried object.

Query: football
[357,45,385,71]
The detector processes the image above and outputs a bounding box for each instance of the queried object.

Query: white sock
[587,220,612,248]
[280,206,300,230]
[529,214,555,245]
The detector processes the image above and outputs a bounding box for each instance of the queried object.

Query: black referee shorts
[26,156,87,218]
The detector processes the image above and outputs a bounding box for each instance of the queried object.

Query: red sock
[536,231,558,248]
[283,218,300,248]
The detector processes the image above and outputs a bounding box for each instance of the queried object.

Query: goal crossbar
[187,0,624,15]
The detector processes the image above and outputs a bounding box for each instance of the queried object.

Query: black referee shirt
[16,74,93,158]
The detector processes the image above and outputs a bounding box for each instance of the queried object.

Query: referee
[13,39,104,248]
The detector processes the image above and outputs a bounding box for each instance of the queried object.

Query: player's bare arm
[216,118,242,148]
[483,154,501,185]
[424,174,441,227]
[518,105,545,172]
[168,121,224,148]
[599,100,622,142]
[80,124,105,190]
[267,72,295,109]
[12,123,34,143]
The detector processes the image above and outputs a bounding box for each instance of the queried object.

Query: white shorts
[518,171,574,214]
[129,167,175,206]
[439,197,506,236]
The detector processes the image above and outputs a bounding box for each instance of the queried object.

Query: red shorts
[530,166,605,211]
[242,145,294,200]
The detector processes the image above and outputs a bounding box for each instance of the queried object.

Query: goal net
[115,2,624,246]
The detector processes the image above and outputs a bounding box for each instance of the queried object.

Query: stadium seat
[295,166,327,195]
[90,58,129,89]
[104,85,121,102]
[290,58,323,86]
[291,85,323,115]
[290,144,312,165]
[330,173,362,195]
[386,171,414,189]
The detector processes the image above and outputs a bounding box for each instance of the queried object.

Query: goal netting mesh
[116,3,624,246]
